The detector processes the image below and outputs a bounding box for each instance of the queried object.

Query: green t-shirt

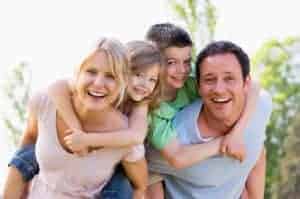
[147,77,199,149]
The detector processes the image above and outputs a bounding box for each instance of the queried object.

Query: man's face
[198,53,250,126]
[163,46,192,89]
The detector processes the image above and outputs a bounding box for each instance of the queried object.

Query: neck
[162,84,178,101]
[72,95,115,125]
[198,106,242,137]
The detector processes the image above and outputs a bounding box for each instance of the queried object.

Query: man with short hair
[147,41,272,199]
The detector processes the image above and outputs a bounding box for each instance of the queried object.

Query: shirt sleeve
[147,114,177,150]
[123,144,145,162]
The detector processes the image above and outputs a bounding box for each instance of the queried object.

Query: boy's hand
[220,132,246,162]
[64,129,88,155]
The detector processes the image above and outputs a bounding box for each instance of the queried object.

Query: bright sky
[0,0,299,191]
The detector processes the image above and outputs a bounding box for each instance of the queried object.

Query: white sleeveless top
[27,94,144,199]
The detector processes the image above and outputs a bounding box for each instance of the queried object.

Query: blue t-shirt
[147,91,272,199]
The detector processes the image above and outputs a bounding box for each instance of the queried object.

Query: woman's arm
[122,158,148,199]
[161,137,222,169]
[220,79,260,161]
[3,94,40,199]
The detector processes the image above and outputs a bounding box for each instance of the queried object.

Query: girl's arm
[220,79,260,161]
[3,94,40,199]
[48,79,149,152]
[64,104,148,152]
[47,79,82,129]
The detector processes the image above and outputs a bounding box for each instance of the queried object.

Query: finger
[64,129,73,134]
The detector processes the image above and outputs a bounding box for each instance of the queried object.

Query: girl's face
[127,63,160,102]
[75,51,121,111]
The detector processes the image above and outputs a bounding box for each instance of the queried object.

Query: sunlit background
[1,0,299,197]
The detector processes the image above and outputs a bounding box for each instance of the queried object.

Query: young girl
[3,38,148,199]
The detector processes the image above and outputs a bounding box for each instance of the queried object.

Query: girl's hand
[64,129,88,155]
[221,132,246,162]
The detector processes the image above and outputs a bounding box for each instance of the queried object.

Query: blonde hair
[126,40,163,109]
[76,38,128,107]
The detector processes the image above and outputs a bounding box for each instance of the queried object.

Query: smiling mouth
[87,90,106,98]
[133,88,147,96]
[211,97,232,104]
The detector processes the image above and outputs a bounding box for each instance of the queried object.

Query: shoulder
[257,90,273,119]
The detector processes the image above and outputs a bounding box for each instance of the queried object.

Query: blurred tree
[252,37,300,198]
[1,62,31,147]
[168,0,217,58]
[278,110,300,199]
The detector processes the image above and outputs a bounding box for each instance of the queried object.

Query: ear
[243,75,251,92]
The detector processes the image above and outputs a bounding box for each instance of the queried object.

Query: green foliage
[168,0,217,58]
[252,37,300,198]
[278,110,300,198]
[1,62,32,147]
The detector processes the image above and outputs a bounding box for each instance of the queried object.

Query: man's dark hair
[195,41,250,83]
[145,23,193,51]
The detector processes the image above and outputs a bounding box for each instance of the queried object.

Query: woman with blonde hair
[3,38,147,199]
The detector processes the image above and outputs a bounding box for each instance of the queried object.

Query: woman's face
[127,63,160,102]
[75,51,121,111]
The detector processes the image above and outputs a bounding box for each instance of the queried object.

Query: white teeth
[88,91,106,97]
[213,98,230,102]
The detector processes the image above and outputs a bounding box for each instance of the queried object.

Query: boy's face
[163,46,192,89]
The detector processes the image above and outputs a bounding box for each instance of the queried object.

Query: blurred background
[0,0,299,198]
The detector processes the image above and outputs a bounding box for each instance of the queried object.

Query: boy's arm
[3,94,39,198]
[161,137,222,169]
[221,80,260,161]
[244,148,266,199]
[122,158,148,199]
[64,104,148,151]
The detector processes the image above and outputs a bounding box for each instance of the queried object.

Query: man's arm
[122,158,148,199]
[242,148,266,199]
[160,137,222,169]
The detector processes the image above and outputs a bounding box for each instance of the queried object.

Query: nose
[138,78,149,90]
[94,75,105,87]
[213,79,226,94]
[177,62,189,74]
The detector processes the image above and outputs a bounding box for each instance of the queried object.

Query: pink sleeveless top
[27,94,144,199]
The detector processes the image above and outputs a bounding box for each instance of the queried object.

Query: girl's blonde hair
[76,38,128,107]
[126,40,163,109]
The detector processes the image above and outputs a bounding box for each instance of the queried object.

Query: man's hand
[220,132,246,162]
[64,129,88,155]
